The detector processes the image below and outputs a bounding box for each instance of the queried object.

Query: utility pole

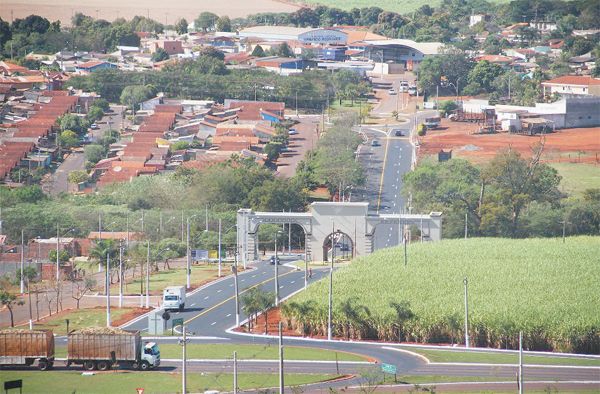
[562,219,567,243]
[106,252,111,327]
[464,212,468,239]
[519,331,524,394]
[464,277,469,348]
[181,325,187,394]
[274,235,280,306]
[186,217,191,289]
[56,224,60,280]
[304,234,308,290]
[234,246,240,326]
[20,229,25,294]
[328,221,334,341]
[218,219,222,277]
[141,210,145,234]
[279,321,284,394]
[119,240,123,308]
[159,210,163,236]
[233,351,238,394]
[181,211,184,243]
[403,230,408,267]
[288,212,291,256]
[205,205,208,232]
[146,240,150,308]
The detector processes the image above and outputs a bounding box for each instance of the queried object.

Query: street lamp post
[118,240,123,308]
[218,219,222,277]
[274,231,282,306]
[464,277,470,348]
[328,221,335,341]
[233,251,240,326]
[186,214,200,289]
[145,240,150,308]
[106,252,111,327]
[20,230,25,294]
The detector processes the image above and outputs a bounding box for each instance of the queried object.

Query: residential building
[75,61,117,73]
[541,75,600,96]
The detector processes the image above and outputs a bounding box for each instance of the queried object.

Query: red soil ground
[418,119,600,164]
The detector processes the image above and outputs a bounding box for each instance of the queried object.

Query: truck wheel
[38,360,49,371]
[131,362,139,370]
[139,361,150,371]
[84,361,96,371]
[179,304,184,311]
[97,361,110,371]
[48,361,54,370]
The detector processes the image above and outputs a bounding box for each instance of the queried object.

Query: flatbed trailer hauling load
[0,327,159,371]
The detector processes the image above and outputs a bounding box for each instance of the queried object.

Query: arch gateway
[236,202,442,264]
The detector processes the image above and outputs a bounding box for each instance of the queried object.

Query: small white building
[541,75,600,96]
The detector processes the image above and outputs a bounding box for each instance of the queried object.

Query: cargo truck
[0,329,55,370]
[67,328,160,371]
[163,286,186,311]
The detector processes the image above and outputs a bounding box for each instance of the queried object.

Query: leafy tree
[438,100,457,116]
[60,114,89,135]
[59,130,80,148]
[289,8,320,27]
[276,42,293,58]
[251,45,266,57]
[175,18,188,35]
[0,290,24,327]
[12,185,46,204]
[12,15,50,34]
[151,47,169,62]
[216,16,232,32]
[120,85,155,112]
[68,170,89,184]
[49,249,71,264]
[199,46,225,60]
[195,12,218,32]
[84,144,105,164]
[86,106,104,123]
[0,17,11,47]
[464,60,504,95]
[418,49,473,96]
[91,98,110,112]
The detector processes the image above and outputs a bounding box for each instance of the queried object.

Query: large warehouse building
[362,39,444,72]
[239,26,348,45]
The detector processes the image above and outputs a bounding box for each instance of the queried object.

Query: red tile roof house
[226,100,285,121]
[541,76,600,96]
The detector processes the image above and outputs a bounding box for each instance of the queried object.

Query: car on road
[388,88,396,95]
[289,128,298,135]
[424,116,441,129]
[392,129,404,136]
[269,256,281,265]
[408,87,418,96]
[371,139,380,147]
[90,123,99,130]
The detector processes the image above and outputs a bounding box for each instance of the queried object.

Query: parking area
[276,115,320,177]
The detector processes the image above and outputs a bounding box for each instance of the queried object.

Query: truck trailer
[67,327,160,371]
[0,329,55,370]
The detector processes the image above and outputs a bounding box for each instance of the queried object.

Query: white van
[163,286,186,311]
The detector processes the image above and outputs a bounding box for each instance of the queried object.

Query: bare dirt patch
[1,0,300,25]
[418,118,600,165]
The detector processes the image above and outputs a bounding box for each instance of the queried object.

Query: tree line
[402,147,600,238]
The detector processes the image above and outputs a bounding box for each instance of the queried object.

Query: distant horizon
[0,0,301,26]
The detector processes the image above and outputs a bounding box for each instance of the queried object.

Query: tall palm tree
[241,287,262,331]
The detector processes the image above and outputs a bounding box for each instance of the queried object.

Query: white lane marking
[226,313,232,317]
[230,284,234,287]
[204,296,209,300]
[291,281,295,284]
[191,303,196,307]
[211,322,217,326]
[279,285,284,289]
[241,279,245,282]
[252,274,257,278]
[217,289,222,293]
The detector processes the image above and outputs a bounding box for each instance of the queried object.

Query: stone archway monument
[237,202,442,264]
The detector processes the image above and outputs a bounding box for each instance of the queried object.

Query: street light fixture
[464,277,470,348]
[56,226,76,281]
[186,214,200,289]
[274,230,283,306]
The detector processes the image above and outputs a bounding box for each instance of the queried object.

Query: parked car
[388,88,397,95]
[408,87,418,96]
[371,139,380,147]
[398,86,409,92]
[424,116,441,129]
[288,128,298,135]
[90,123,99,130]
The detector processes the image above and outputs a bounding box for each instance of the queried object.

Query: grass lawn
[398,347,600,366]
[126,264,224,295]
[31,307,138,333]
[158,343,368,361]
[551,163,600,197]
[0,371,339,393]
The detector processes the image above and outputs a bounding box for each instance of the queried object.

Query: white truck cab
[141,342,160,369]
[163,286,186,311]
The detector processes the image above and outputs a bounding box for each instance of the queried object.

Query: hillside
[294,0,511,14]
[285,237,600,353]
